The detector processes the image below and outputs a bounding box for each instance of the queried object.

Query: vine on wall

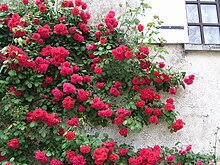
[0,0,216,164]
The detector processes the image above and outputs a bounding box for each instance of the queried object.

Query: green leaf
[30,122,37,128]
[8,70,16,76]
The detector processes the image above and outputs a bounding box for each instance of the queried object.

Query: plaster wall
[83,0,220,156]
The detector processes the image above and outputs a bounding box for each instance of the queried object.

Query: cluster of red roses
[93,141,122,165]
[7,13,26,38]
[112,44,133,61]
[39,45,70,67]
[129,145,161,165]
[1,46,32,70]
[35,150,49,163]
[7,138,19,149]
[109,81,122,97]
[184,74,195,85]
[105,11,118,31]
[51,79,90,110]
[26,108,61,126]
[36,0,47,13]
[0,3,8,12]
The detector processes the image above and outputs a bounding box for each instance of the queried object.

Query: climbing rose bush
[0,0,215,164]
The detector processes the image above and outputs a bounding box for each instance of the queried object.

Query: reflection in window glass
[204,27,220,44]
[201,5,218,23]
[186,4,199,23]
[188,26,201,44]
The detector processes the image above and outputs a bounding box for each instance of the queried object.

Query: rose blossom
[66,131,76,140]
[80,145,91,154]
[166,155,175,162]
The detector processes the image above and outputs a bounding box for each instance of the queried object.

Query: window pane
[204,27,220,44]
[186,4,199,23]
[201,5,218,23]
[188,26,202,44]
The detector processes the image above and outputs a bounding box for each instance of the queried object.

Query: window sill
[184,44,220,51]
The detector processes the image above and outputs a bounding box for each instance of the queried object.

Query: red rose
[135,100,145,108]
[6,162,12,165]
[38,63,49,74]
[69,27,76,34]
[132,85,139,91]
[110,87,120,97]
[38,25,50,38]
[0,4,8,12]
[94,67,102,75]
[176,162,182,165]
[58,128,65,136]
[66,150,76,159]
[70,155,86,165]
[72,8,79,15]
[7,138,19,149]
[38,4,46,13]
[32,33,41,41]
[169,87,176,95]
[50,158,64,165]
[78,105,86,112]
[67,117,79,127]
[109,154,119,162]
[33,18,40,25]
[58,17,66,22]
[159,62,165,68]
[45,76,53,84]
[22,0,29,5]
[118,148,128,156]
[164,103,174,111]
[125,51,132,59]
[166,98,174,104]
[35,150,48,163]
[77,89,90,101]
[75,0,82,6]
[155,77,162,83]
[166,155,175,163]
[62,96,75,110]
[137,24,144,32]
[132,77,140,85]
[14,90,22,96]
[114,81,121,88]
[154,94,161,100]
[119,128,128,136]
[80,145,91,154]
[94,31,101,39]
[81,2,87,10]
[100,37,107,44]
[63,83,76,94]
[66,131,76,140]
[172,119,184,131]
[149,115,158,124]
[73,33,84,42]
[38,39,43,44]
[153,109,162,116]
[97,82,104,88]
[114,117,124,126]
[83,75,91,83]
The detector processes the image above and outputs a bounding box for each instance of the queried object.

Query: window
[186,0,220,44]
[139,0,189,43]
